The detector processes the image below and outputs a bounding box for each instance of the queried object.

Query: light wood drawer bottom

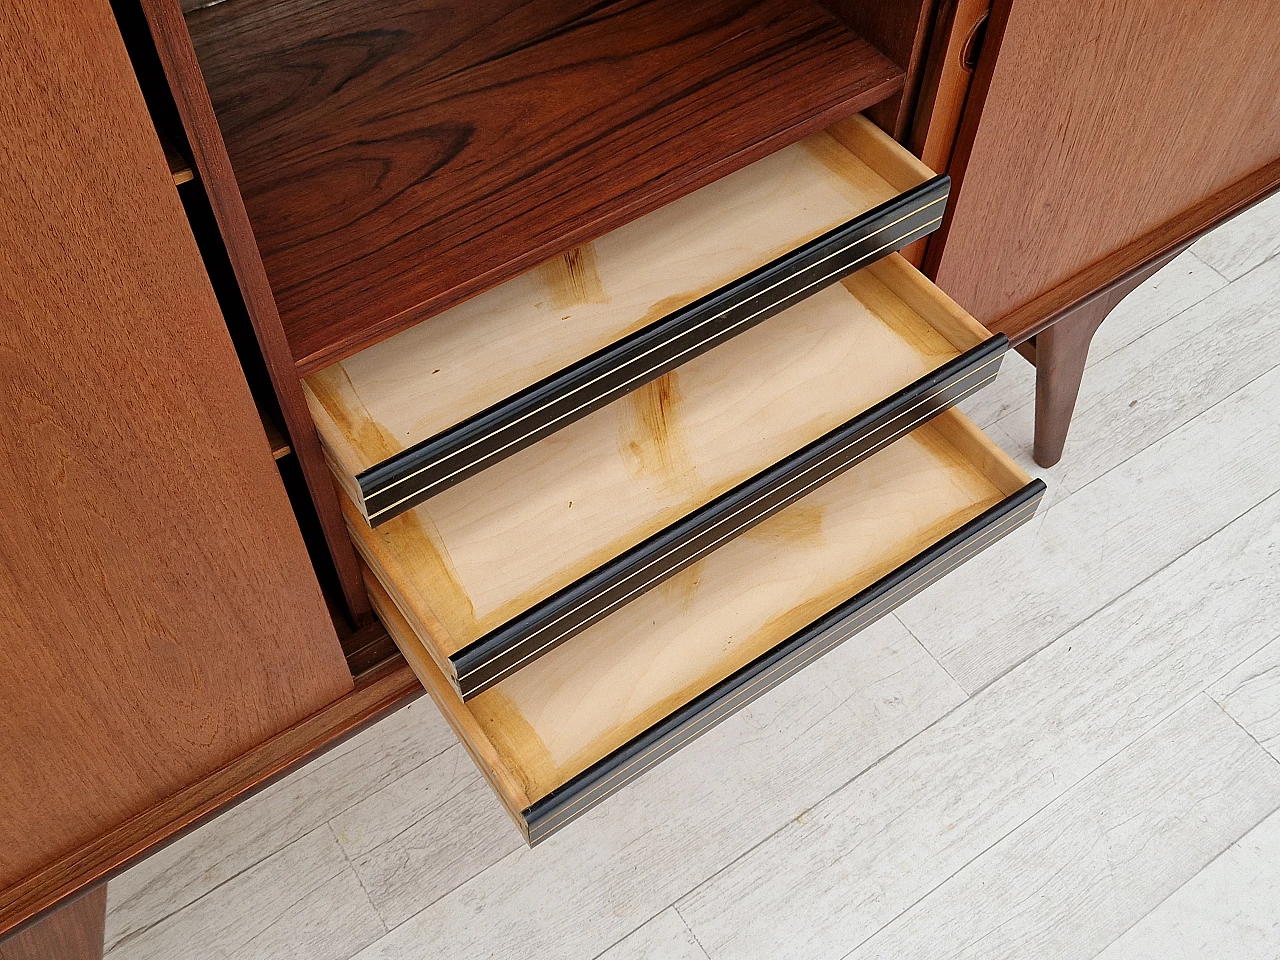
[347,253,1000,697]
[369,408,1042,843]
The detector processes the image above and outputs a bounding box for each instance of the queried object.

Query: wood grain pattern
[0,889,105,960]
[844,696,1280,960]
[927,0,1280,334]
[348,256,988,675]
[1095,808,1280,960]
[375,410,1026,820]
[818,0,938,137]
[137,0,372,621]
[304,116,932,491]
[986,159,1280,346]
[184,0,904,371]
[907,0,989,180]
[1211,637,1280,763]
[678,492,1280,960]
[0,0,354,904]
[0,658,418,942]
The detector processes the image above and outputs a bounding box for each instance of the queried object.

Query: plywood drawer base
[346,252,1001,695]
[370,409,1042,843]
[306,116,949,523]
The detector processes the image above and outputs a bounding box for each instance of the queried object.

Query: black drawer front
[451,333,1007,699]
[521,478,1045,843]
[356,175,951,526]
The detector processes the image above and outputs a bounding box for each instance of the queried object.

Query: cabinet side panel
[0,0,352,888]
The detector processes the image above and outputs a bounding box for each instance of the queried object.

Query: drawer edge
[521,478,1045,843]
[452,333,1009,699]
[356,175,952,525]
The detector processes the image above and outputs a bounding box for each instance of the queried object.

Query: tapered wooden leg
[1023,245,1187,467]
[1029,297,1111,467]
[0,889,107,960]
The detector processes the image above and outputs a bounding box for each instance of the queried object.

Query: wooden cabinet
[3,0,1278,954]
[144,0,1043,843]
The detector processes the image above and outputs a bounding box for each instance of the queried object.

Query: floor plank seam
[964,485,1280,700]
[107,836,344,959]
[1209,696,1280,772]
[1047,358,1280,507]
[584,906,674,960]
[989,263,1277,445]
[376,843,526,939]
[105,839,335,957]
[671,684,985,918]
[831,691,1268,960]
[329,746,480,864]
[103,729,461,954]
[324,821,389,940]
[1195,241,1280,285]
[1188,248,1237,285]
[672,904,714,960]
[1085,249,1233,364]
[1083,718,1280,960]
[889,612,966,693]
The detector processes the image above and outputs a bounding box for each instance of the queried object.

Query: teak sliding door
[0,0,351,897]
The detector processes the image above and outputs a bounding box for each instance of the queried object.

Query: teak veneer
[348,254,998,696]
[185,0,905,371]
[373,408,1040,842]
[0,0,351,896]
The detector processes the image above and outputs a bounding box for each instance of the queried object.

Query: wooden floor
[103,192,1280,960]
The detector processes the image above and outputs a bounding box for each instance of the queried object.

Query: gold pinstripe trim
[460,356,1002,691]
[366,200,948,519]
[525,495,1040,840]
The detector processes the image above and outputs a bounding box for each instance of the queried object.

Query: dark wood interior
[186,0,905,372]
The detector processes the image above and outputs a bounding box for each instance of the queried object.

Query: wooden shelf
[254,400,292,460]
[186,0,904,373]
[161,136,193,185]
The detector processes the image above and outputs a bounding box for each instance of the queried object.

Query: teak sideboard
[2,1,1277,956]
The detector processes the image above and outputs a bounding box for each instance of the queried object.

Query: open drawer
[371,409,1044,844]
[305,115,949,525]
[347,254,1007,698]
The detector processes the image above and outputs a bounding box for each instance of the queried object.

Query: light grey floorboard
[597,909,711,960]
[346,617,964,960]
[105,825,384,960]
[1191,189,1280,280]
[1210,637,1280,761]
[1095,807,1280,960]
[994,254,1280,502]
[676,492,1280,960]
[334,745,518,928]
[104,700,452,952]
[843,696,1280,960]
[897,360,1280,692]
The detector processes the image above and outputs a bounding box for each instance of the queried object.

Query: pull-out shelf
[306,117,949,525]
[372,409,1043,844]
[346,254,1005,698]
